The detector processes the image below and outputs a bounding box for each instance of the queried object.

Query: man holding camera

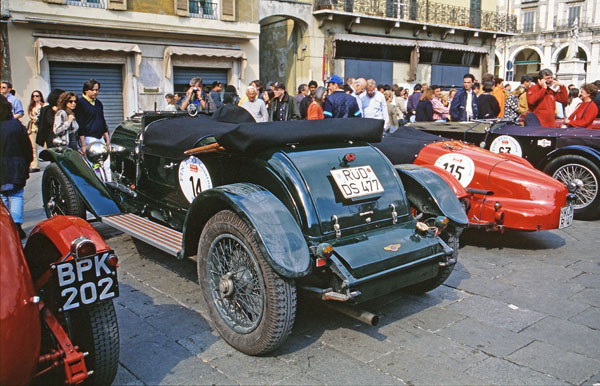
[180,77,206,112]
[526,68,568,128]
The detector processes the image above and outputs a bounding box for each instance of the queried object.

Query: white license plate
[330,166,384,199]
[53,252,119,311]
[559,205,574,229]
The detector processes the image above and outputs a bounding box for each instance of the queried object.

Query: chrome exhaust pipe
[323,301,379,326]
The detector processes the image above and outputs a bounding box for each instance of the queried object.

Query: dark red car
[0,204,119,386]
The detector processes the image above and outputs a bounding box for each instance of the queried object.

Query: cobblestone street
[22,164,600,385]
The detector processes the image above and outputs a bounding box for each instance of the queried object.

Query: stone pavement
[23,163,600,385]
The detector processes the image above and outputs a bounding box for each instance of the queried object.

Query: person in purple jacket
[406,84,422,123]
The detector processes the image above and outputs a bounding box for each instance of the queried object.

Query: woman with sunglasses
[53,92,79,149]
[27,90,45,172]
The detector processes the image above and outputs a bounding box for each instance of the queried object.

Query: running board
[101,213,182,257]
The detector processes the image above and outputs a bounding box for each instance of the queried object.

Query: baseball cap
[326,75,343,85]
[272,81,285,90]
[212,81,222,88]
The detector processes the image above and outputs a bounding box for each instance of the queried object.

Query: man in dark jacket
[450,74,479,121]
[268,82,300,121]
[323,75,361,119]
[406,84,422,122]
[0,95,32,238]
[75,79,111,180]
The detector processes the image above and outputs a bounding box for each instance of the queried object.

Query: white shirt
[360,91,389,128]
[465,91,473,120]
[565,97,582,118]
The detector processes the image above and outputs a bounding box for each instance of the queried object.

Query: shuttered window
[221,0,235,21]
[173,67,228,93]
[50,62,124,132]
[174,0,189,16]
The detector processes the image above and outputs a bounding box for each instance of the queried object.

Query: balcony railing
[66,0,106,8]
[189,0,218,19]
[313,0,517,33]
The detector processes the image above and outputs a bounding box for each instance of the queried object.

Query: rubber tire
[41,163,86,219]
[544,155,600,220]
[404,230,459,294]
[68,300,120,386]
[197,210,296,355]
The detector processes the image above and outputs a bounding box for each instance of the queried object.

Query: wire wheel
[553,163,598,211]
[206,234,265,334]
[41,163,85,218]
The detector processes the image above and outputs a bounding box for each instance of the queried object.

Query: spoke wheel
[545,155,600,220]
[207,234,265,334]
[41,164,85,219]
[198,210,296,355]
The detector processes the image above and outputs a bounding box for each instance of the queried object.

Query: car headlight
[86,141,109,164]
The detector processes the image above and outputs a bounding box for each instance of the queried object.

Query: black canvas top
[374,125,445,164]
[215,118,384,153]
[142,116,385,158]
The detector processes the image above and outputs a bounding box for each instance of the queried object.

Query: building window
[189,0,218,19]
[522,11,534,32]
[568,5,581,27]
[66,0,106,8]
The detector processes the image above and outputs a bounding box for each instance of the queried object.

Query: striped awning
[334,33,489,54]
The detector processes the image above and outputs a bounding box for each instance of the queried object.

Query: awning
[163,46,247,79]
[34,38,142,76]
[334,33,489,54]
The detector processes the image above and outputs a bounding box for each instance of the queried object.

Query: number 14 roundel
[178,156,213,203]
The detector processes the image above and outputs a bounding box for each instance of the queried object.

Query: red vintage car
[375,126,574,232]
[0,203,119,386]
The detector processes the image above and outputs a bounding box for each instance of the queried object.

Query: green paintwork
[40,148,121,217]
[395,164,469,226]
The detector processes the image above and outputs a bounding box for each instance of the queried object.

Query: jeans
[1,188,24,224]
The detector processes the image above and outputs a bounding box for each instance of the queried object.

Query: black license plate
[53,251,119,311]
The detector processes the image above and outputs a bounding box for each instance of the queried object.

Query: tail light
[107,254,119,267]
[315,243,334,267]
[70,237,97,259]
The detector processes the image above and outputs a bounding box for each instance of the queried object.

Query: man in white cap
[323,75,362,119]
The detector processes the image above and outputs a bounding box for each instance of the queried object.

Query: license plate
[559,205,574,229]
[53,252,119,311]
[330,165,384,199]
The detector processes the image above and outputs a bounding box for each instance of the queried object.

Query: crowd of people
[1,79,110,238]
[171,70,600,131]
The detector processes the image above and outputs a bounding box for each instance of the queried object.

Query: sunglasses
[33,94,41,97]
[68,100,77,103]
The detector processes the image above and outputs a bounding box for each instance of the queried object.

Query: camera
[192,87,199,92]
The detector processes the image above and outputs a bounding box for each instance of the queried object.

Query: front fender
[538,145,600,171]
[26,215,111,257]
[182,183,311,279]
[40,148,121,217]
[395,164,468,228]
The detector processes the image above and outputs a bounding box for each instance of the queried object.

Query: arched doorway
[494,54,500,78]
[555,46,587,72]
[514,49,541,81]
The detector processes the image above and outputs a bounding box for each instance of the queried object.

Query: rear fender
[395,164,468,228]
[537,145,600,171]
[183,183,311,278]
[40,148,121,217]
[26,215,111,257]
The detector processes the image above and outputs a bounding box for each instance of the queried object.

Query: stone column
[590,39,600,82]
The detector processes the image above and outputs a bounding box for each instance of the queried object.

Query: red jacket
[568,101,599,129]
[526,84,568,127]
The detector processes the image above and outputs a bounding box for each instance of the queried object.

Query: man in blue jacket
[450,74,479,121]
[75,79,111,181]
[323,75,361,119]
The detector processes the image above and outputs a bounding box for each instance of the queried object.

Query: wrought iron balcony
[189,0,218,19]
[313,0,517,33]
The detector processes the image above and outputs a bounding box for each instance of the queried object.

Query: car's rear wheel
[197,210,296,355]
[544,155,600,220]
[41,163,86,219]
[404,229,459,293]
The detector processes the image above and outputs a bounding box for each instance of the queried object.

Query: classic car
[0,203,119,386]
[40,111,467,355]
[409,121,600,220]
[374,126,574,232]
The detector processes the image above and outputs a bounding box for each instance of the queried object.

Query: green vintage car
[40,110,467,355]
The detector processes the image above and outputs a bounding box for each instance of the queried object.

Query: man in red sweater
[526,68,568,127]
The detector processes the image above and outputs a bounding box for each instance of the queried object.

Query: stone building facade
[495,0,600,85]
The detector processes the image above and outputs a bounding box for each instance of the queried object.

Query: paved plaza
[22,163,600,386]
